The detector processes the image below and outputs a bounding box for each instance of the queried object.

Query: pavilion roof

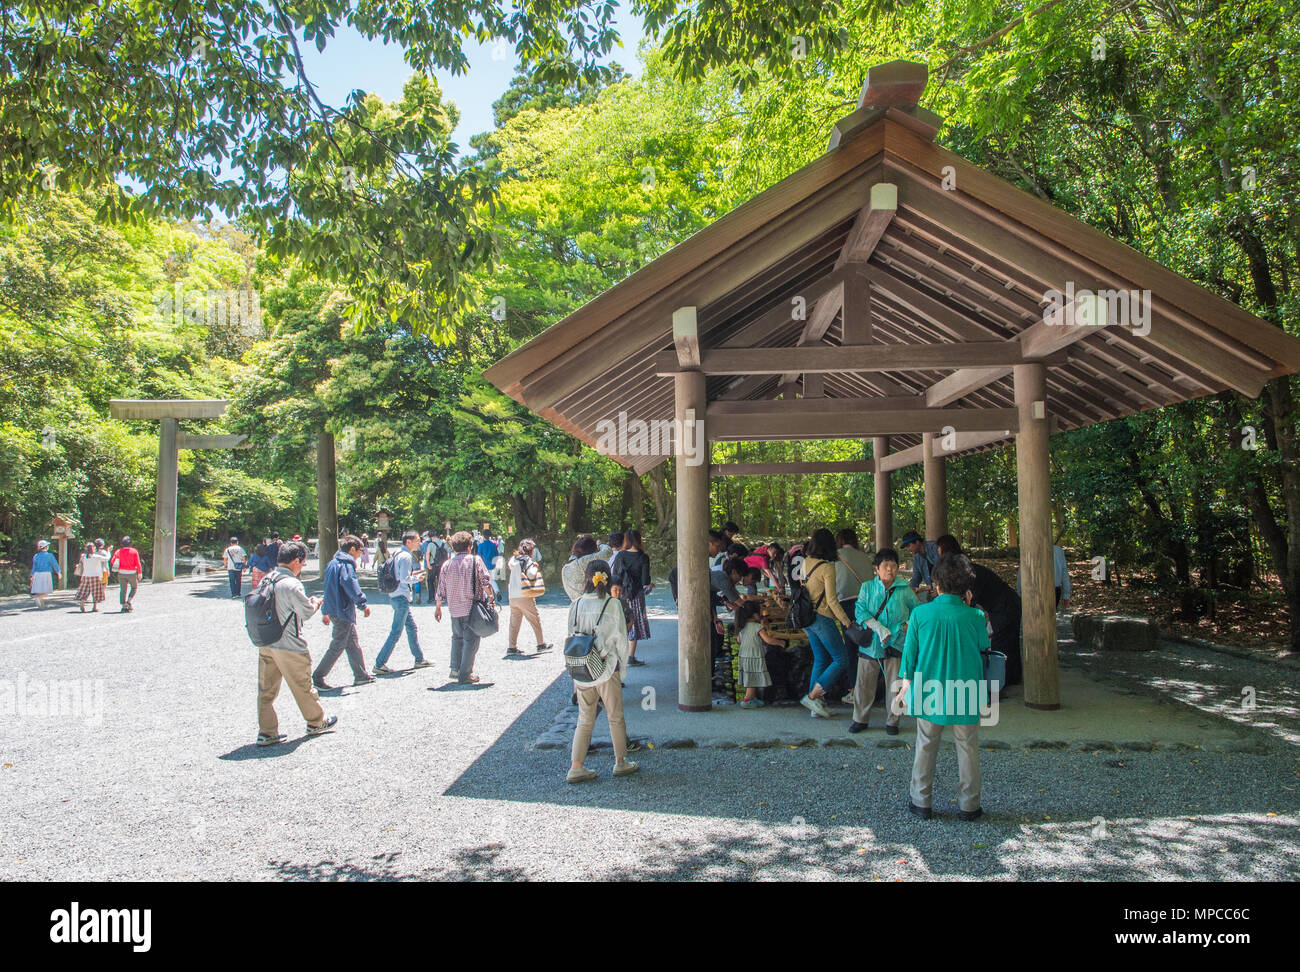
[483,60,1300,474]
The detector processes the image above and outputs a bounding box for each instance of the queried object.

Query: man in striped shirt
[435,531,496,684]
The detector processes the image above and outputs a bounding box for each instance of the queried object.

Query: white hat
[37,539,49,550]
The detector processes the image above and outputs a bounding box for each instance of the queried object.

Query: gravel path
[1,576,1297,881]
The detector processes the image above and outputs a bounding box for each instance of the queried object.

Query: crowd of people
[671,518,1071,820]
[27,511,1063,814]
[28,535,144,612]
[247,523,644,783]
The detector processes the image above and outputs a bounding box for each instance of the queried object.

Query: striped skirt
[76,574,105,602]
[625,593,651,641]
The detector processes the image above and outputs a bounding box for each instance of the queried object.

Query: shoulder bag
[467,558,500,637]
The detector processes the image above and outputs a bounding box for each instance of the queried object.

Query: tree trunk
[647,461,674,536]
[566,486,587,535]
[629,471,645,530]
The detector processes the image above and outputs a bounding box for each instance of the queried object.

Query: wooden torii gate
[108,400,247,583]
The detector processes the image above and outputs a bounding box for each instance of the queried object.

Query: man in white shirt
[222,536,247,598]
[834,528,874,615]
[375,530,432,674]
[1017,544,1072,609]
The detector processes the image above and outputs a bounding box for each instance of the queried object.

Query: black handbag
[467,558,499,638]
[849,586,899,654]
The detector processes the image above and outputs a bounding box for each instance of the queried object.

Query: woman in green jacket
[850,547,919,734]
[895,553,989,821]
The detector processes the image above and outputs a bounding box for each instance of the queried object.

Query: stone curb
[529,734,1268,754]
[1159,633,1300,670]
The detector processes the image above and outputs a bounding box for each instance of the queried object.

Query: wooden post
[316,430,338,570]
[923,431,948,538]
[1014,363,1060,709]
[873,435,892,549]
[57,537,69,589]
[675,367,712,711]
[152,417,179,583]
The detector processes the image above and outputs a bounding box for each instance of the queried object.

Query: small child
[735,601,782,708]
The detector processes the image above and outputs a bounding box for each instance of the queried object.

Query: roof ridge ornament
[829,59,943,149]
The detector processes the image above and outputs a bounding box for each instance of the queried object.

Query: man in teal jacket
[850,548,918,735]
[895,553,989,821]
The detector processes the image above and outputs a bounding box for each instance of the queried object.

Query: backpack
[516,555,546,598]
[786,561,830,630]
[613,551,645,600]
[426,538,450,578]
[244,574,296,647]
[564,596,613,685]
[377,555,400,594]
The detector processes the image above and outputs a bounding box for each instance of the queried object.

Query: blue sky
[297,6,647,149]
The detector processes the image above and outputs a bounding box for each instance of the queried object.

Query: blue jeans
[228,569,242,597]
[376,596,423,667]
[806,614,849,695]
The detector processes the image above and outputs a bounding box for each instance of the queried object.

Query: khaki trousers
[910,718,981,812]
[258,647,324,735]
[571,675,627,766]
[509,596,545,651]
[852,654,901,726]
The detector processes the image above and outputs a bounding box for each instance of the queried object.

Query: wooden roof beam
[712,460,877,476]
[672,306,700,369]
[780,183,896,385]
[708,404,1018,441]
[656,342,1068,376]
[878,429,1016,472]
[886,159,1279,397]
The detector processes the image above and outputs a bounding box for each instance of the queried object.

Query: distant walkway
[1057,619,1300,749]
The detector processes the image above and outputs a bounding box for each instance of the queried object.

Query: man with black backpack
[421,531,450,604]
[251,540,338,746]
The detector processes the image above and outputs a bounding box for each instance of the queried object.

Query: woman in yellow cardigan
[798,528,855,718]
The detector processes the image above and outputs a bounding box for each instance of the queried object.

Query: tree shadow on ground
[431,661,1299,880]
[269,844,527,881]
[1057,621,1300,747]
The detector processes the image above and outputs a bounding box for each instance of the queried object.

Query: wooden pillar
[923,431,948,538]
[675,368,712,711]
[1014,363,1060,709]
[316,430,338,570]
[873,435,892,550]
[56,538,69,589]
[152,417,179,583]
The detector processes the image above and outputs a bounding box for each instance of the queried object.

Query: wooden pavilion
[484,60,1300,712]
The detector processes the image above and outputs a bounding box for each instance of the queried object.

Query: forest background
[3,1,1297,648]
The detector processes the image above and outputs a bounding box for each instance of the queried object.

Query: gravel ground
[1,575,1298,881]
[1057,620,1300,748]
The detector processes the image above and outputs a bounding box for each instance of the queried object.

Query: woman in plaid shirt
[435,531,496,684]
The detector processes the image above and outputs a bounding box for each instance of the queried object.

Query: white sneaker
[841,692,855,705]
[810,696,833,718]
